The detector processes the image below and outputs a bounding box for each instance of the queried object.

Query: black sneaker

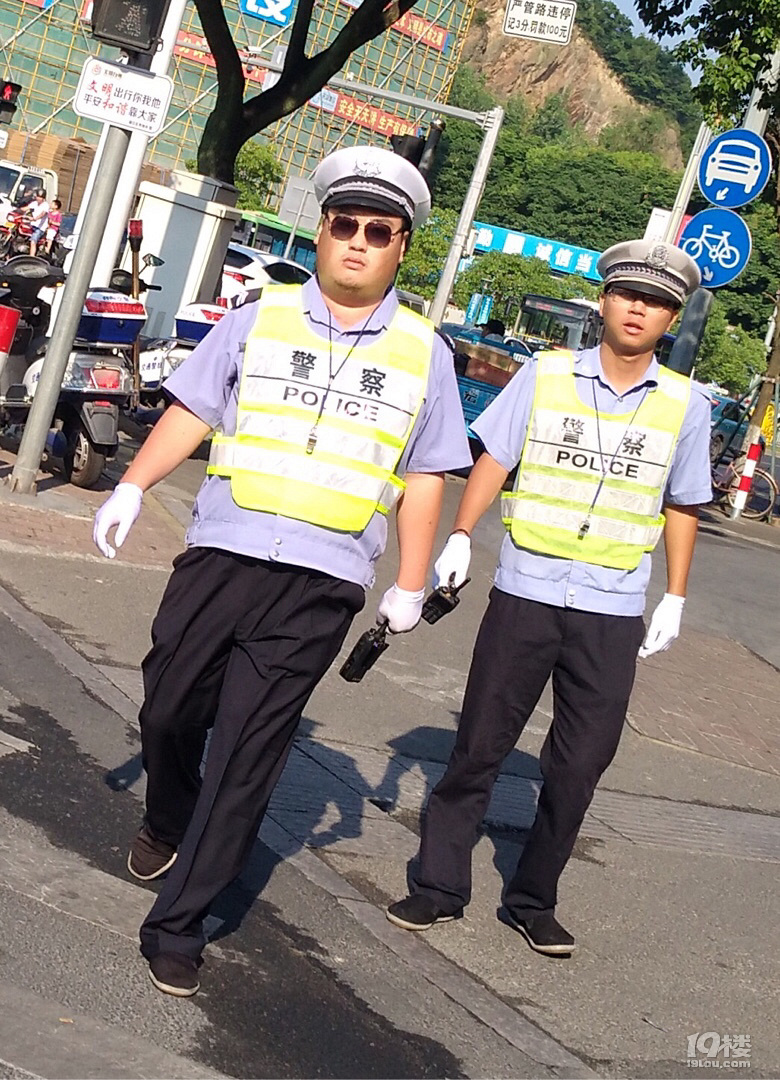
[386,894,463,931]
[127,827,177,881]
[501,909,576,956]
[148,953,200,997]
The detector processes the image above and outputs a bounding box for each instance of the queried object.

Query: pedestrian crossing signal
[0,80,21,125]
[91,0,172,53]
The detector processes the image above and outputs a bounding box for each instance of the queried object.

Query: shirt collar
[302,275,397,333]
[575,345,660,391]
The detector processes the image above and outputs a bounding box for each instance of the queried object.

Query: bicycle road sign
[698,128,771,209]
[679,208,752,289]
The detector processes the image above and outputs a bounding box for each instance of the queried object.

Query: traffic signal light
[0,80,21,125]
[389,134,425,167]
[390,120,446,179]
[91,0,172,54]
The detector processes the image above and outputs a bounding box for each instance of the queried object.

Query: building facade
[0,0,476,203]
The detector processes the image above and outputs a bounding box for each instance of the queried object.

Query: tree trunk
[192,0,420,182]
[197,105,244,183]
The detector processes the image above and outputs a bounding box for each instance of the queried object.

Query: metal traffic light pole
[8,123,132,494]
[9,0,178,495]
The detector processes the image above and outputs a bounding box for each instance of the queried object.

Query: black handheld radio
[339,620,390,683]
[421,575,471,624]
[339,576,471,684]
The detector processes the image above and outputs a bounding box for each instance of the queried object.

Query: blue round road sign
[679,208,752,289]
[698,129,771,209]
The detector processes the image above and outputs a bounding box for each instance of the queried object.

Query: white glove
[377,584,425,634]
[433,532,471,589]
[93,482,144,559]
[638,593,685,658]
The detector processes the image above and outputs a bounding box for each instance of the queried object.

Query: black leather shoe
[386,894,463,931]
[501,909,576,956]
[127,826,177,881]
[148,952,200,997]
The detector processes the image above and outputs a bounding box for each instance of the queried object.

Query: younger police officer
[93,146,471,996]
[387,240,712,956]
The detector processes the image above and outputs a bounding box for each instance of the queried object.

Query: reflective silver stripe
[515,470,661,517]
[658,373,690,403]
[502,496,662,547]
[209,440,397,503]
[236,412,400,470]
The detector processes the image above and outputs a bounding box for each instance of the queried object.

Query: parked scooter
[107,257,226,408]
[0,256,134,488]
[135,299,227,406]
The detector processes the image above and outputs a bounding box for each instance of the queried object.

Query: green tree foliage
[576,0,700,148]
[452,252,599,319]
[186,141,283,210]
[232,141,284,211]
[396,208,458,300]
[716,201,780,336]
[431,70,682,252]
[697,303,768,393]
[634,0,780,127]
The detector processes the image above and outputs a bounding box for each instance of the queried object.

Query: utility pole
[737,48,780,459]
[428,106,504,327]
[8,124,132,494]
[662,122,712,245]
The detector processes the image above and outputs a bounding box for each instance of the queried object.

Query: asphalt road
[0,607,552,1080]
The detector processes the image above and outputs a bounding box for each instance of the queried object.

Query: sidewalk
[1,445,779,1077]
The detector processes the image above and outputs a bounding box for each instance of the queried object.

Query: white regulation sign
[73,57,174,137]
[503,0,576,45]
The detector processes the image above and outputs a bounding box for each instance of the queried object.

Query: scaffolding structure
[0,0,476,203]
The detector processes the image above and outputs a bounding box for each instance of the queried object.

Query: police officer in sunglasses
[92,145,471,997]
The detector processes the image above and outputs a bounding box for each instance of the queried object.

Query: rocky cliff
[460,0,684,169]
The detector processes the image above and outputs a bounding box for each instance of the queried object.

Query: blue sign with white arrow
[698,129,772,209]
[679,208,752,288]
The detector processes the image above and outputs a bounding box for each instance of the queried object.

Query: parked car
[221,243,311,304]
[709,392,765,462]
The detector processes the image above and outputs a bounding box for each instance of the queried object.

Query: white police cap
[597,239,701,307]
[313,145,431,231]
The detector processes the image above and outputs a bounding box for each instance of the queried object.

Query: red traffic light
[0,81,20,104]
[0,79,21,125]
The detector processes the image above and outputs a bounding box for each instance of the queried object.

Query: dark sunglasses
[326,213,405,249]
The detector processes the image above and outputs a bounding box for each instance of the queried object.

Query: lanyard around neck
[577,380,650,540]
[305,305,378,455]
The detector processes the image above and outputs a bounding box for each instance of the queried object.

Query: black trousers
[413,588,645,919]
[138,547,364,961]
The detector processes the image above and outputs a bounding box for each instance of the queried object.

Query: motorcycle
[0,208,34,260]
[0,256,135,488]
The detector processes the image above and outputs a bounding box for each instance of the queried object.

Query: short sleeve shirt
[470,346,713,616]
[163,276,472,588]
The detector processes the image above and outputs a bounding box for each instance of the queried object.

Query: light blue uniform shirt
[163,277,472,588]
[470,347,713,616]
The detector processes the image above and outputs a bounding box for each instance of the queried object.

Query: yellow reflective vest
[208,284,434,533]
[501,350,691,570]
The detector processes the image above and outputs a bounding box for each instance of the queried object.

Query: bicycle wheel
[726,466,779,521]
[718,243,740,270]
[682,237,703,260]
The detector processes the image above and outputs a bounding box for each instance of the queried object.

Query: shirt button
[274,537,282,545]
[269,549,279,560]
[617,395,623,402]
